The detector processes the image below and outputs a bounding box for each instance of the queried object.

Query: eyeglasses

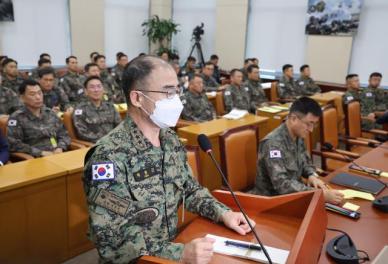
[88,84,103,90]
[136,85,180,99]
[293,114,318,129]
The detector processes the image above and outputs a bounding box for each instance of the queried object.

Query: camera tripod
[188,39,205,67]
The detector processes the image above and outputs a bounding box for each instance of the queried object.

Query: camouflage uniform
[179,67,195,80]
[243,79,268,112]
[1,75,24,94]
[240,68,248,81]
[43,86,71,111]
[277,75,301,99]
[59,71,86,104]
[28,68,40,81]
[342,89,359,105]
[252,123,315,196]
[83,117,230,263]
[223,84,251,113]
[180,90,215,122]
[360,87,385,130]
[110,64,125,86]
[297,76,321,95]
[72,99,121,143]
[201,73,219,92]
[100,70,125,103]
[0,86,23,115]
[7,106,71,157]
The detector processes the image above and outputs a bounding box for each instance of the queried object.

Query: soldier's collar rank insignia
[8,119,17,126]
[270,150,282,158]
[92,162,115,181]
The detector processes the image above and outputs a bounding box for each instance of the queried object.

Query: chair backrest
[344,100,362,138]
[219,125,258,191]
[320,105,339,148]
[62,109,77,139]
[215,91,225,115]
[0,115,8,136]
[271,81,279,101]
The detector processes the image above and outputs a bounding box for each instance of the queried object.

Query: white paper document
[222,109,249,120]
[206,234,289,264]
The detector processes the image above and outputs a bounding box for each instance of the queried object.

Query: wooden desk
[178,115,269,190]
[319,144,388,263]
[256,108,289,137]
[0,158,69,263]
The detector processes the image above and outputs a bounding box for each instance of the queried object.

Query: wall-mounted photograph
[0,0,14,21]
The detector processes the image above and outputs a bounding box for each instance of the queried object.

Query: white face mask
[140,93,183,128]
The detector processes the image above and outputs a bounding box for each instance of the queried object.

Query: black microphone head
[367,142,378,148]
[197,134,212,153]
[323,142,334,151]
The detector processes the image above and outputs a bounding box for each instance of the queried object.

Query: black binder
[330,173,385,195]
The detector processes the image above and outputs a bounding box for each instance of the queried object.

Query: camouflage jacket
[252,123,315,196]
[73,99,121,143]
[201,74,219,92]
[223,84,251,113]
[59,71,86,104]
[0,86,23,115]
[1,75,25,94]
[110,64,125,86]
[278,76,301,99]
[83,117,229,263]
[243,79,268,112]
[297,76,321,95]
[342,89,360,105]
[180,90,215,122]
[7,106,71,157]
[101,70,125,104]
[43,86,71,111]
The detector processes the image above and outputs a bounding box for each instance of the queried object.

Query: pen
[225,240,262,251]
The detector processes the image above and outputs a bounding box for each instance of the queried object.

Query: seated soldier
[251,97,344,204]
[60,56,85,105]
[7,80,71,157]
[38,67,71,113]
[94,55,125,103]
[72,76,121,143]
[223,69,251,113]
[278,64,301,100]
[180,74,216,122]
[240,58,253,81]
[29,58,52,81]
[297,64,321,95]
[209,54,221,83]
[343,74,360,105]
[110,52,128,86]
[0,131,9,166]
[243,64,268,112]
[0,85,23,115]
[179,56,196,80]
[201,61,220,92]
[1,58,24,94]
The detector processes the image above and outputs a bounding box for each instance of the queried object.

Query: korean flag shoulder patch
[269,150,282,159]
[74,109,83,115]
[92,162,115,181]
[8,119,17,126]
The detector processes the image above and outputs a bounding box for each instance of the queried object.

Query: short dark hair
[122,55,170,105]
[66,56,77,64]
[289,97,322,117]
[282,64,293,72]
[38,58,51,67]
[170,53,179,60]
[244,58,252,64]
[84,76,102,88]
[138,52,146,57]
[39,53,50,59]
[187,56,196,62]
[2,58,17,67]
[369,72,382,79]
[230,68,242,76]
[0,55,8,62]
[19,79,40,95]
[38,67,55,79]
[247,64,259,73]
[210,54,219,60]
[117,53,127,60]
[203,61,214,68]
[116,52,124,59]
[90,51,99,59]
[300,64,309,72]
[189,73,203,82]
[84,63,99,72]
[346,74,358,81]
[93,55,106,63]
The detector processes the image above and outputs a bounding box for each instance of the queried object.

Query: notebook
[330,173,385,195]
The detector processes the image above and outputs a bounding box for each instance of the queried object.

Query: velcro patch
[92,162,115,181]
[8,119,17,126]
[111,72,116,76]
[77,88,84,95]
[93,189,129,216]
[299,81,304,85]
[224,91,231,96]
[133,166,161,182]
[366,92,372,97]
[279,83,285,87]
[346,96,354,101]
[270,150,282,158]
[181,99,187,105]
[134,208,159,224]
[244,87,249,91]
[60,78,64,83]
[74,109,83,115]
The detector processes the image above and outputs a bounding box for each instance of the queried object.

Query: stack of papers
[206,234,289,264]
[258,107,282,114]
[206,91,217,97]
[114,103,127,111]
[339,189,375,201]
[223,109,249,120]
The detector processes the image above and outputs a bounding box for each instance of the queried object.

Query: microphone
[197,134,273,264]
[322,142,353,162]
